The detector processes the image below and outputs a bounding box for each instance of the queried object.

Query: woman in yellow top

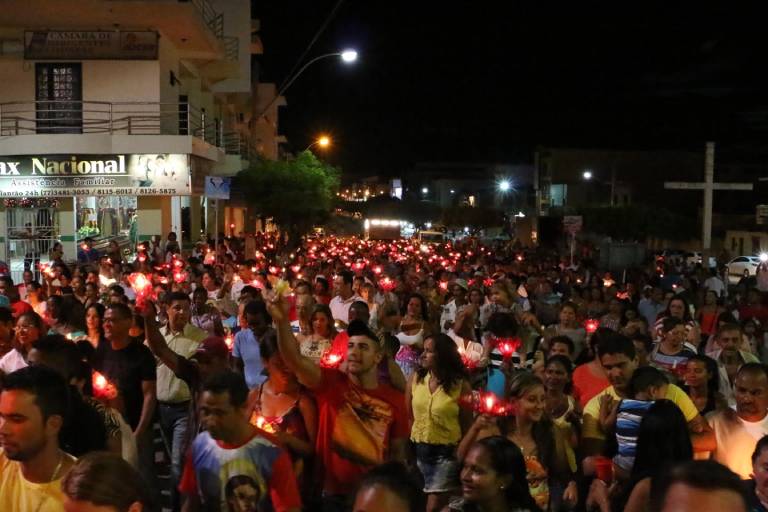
[405,333,472,512]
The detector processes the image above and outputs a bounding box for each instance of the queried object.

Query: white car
[726,255,762,284]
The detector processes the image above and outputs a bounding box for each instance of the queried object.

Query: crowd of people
[1,232,768,511]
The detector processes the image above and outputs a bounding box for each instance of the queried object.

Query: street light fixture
[421,187,429,194]
[304,135,332,152]
[582,170,593,180]
[498,179,511,192]
[341,49,358,63]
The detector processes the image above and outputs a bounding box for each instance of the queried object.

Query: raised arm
[267,295,322,389]
[142,303,182,375]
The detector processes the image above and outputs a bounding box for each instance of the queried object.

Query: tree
[237,151,340,248]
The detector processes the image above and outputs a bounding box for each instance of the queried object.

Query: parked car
[726,255,762,284]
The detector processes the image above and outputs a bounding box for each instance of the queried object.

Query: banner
[205,177,231,200]
[0,154,190,197]
[25,31,159,60]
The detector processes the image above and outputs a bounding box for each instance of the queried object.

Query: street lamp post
[254,49,358,123]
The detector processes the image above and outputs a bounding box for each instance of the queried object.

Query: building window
[35,63,82,134]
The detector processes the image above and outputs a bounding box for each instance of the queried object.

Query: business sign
[563,215,583,235]
[24,31,159,60]
[758,205,768,226]
[205,177,231,200]
[0,154,190,197]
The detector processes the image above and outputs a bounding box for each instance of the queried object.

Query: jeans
[159,402,190,511]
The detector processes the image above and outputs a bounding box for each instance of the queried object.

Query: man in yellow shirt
[581,332,715,456]
[0,365,76,511]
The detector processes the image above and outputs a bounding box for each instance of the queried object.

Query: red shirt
[312,368,409,495]
[573,363,610,408]
[10,300,33,320]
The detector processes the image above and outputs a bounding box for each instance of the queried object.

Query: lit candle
[320,351,342,369]
[585,319,600,334]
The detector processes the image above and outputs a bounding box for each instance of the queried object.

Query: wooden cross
[664,142,753,251]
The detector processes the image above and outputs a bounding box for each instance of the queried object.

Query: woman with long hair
[682,354,726,415]
[76,303,105,353]
[246,331,316,495]
[395,293,430,380]
[295,303,337,364]
[47,295,87,339]
[449,436,538,511]
[405,333,471,512]
[458,373,577,510]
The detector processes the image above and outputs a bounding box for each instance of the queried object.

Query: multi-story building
[0,0,256,279]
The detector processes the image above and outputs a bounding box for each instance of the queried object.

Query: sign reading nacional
[0,154,190,197]
[25,31,159,60]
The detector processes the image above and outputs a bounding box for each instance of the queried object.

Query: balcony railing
[189,0,224,40]
[223,36,239,61]
[0,100,223,147]
[223,131,256,161]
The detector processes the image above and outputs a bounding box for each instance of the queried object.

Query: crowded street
[0,231,767,511]
[1,2,767,512]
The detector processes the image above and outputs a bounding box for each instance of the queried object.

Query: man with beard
[709,363,768,479]
[0,365,77,511]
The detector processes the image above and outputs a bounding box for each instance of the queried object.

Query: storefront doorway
[4,198,60,282]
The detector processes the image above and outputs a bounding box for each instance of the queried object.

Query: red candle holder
[320,351,343,369]
[378,277,396,292]
[128,272,153,309]
[460,391,515,417]
[585,319,600,334]
[92,371,118,401]
[253,414,282,434]
[495,337,521,359]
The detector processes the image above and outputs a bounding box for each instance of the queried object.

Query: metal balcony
[0,100,224,147]
[189,0,224,40]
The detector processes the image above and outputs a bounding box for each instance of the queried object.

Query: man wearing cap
[440,278,469,334]
[152,291,207,510]
[143,303,230,510]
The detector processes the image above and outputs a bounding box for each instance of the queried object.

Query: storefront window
[75,196,137,247]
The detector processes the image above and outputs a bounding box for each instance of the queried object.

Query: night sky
[254,2,768,179]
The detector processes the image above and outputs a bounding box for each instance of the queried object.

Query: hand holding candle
[495,336,521,360]
[92,371,118,401]
[460,390,515,417]
[320,350,343,369]
[128,272,153,310]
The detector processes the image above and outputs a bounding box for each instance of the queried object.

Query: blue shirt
[233,328,271,388]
